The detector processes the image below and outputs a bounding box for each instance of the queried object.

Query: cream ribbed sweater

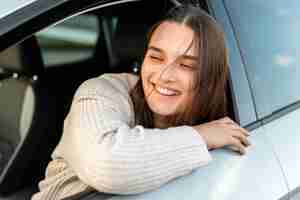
[31,73,212,200]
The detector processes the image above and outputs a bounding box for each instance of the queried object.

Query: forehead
[148,21,198,57]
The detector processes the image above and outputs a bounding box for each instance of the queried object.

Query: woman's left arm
[55,76,212,195]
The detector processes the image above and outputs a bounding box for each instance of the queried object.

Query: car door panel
[97,128,288,200]
[263,108,300,197]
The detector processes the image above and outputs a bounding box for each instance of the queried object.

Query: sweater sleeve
[57,75,212,195]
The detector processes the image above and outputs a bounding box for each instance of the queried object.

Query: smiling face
[141,21,199,127]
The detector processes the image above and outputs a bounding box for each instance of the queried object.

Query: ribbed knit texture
[31,73,212,200]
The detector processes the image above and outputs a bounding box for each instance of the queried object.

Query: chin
[149,104,177,116]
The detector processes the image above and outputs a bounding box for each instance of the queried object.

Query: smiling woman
[32,4,250,200]
[141,21,198,128]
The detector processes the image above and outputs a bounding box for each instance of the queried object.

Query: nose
[158,60,177,82]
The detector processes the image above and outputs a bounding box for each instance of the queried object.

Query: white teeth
[155,86,177,96]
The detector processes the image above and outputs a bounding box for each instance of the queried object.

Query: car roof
[0,0,68,38]
[0,0,40,20]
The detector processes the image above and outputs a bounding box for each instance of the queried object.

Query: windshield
[0,0,39,19]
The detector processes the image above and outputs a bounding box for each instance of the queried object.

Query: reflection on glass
[274,54,295,67]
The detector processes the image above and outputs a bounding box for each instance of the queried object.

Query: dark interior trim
[0,0,141,52]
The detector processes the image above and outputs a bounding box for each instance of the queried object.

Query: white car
[0,0,299,199]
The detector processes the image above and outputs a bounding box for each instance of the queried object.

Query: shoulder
[74,73,139,100]
[101,73,139,93]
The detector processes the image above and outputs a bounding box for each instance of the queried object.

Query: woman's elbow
[76,161,145,194]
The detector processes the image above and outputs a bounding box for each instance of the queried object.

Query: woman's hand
[192,117,251,155]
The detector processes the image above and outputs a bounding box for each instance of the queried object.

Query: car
[0,0,299,199]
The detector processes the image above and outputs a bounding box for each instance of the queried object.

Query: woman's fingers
[229,137,246,155]
[233,134,251,146]
[234,126,250,137]
[228,145,243,154]
[225,124,251,147]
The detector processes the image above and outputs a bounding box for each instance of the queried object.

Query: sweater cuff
[181,125,211,153]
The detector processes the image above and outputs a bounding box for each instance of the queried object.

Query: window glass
[224,0,300,118]
[36,14,99,66]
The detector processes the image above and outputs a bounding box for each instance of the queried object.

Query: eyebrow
[148,46,163,53]
[148,46,198,61]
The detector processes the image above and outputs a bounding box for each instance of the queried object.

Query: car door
[0,0,291,199]
[91,128,285,200]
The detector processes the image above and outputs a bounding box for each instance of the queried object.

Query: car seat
[0,36,60,194]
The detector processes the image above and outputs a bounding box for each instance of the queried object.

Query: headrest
[0,37,44,77]
[109,4,163,70]
[111,22,149,69]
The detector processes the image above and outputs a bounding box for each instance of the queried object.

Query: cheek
[141,62,153,94]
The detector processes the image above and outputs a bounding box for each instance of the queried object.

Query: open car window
[36,14,99,67]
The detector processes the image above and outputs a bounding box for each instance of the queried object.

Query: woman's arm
[57,75,212,194]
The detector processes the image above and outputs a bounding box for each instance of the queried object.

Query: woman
[32,4,250,200]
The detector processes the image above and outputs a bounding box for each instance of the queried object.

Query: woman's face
[141,21,199,119]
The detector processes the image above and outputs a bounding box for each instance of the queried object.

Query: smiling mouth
[154,84,180,96]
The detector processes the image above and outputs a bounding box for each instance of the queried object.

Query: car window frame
[208,0,258,129]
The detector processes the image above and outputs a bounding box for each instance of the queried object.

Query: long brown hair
[130,4,229,128]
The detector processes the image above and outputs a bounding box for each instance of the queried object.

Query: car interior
[0,0,234,199]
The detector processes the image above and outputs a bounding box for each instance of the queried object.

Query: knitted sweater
[31,73,212,200]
